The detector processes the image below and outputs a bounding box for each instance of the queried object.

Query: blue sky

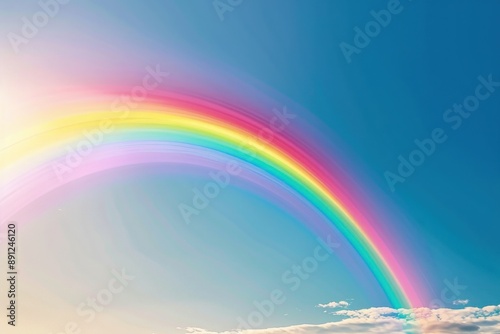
[2,0,500,333]
[139,0,500,311]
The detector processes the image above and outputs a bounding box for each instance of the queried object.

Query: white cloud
[317,300,350,309]
[184,305,500,334]
[453,299,470,306]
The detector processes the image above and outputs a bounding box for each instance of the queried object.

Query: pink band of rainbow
[0,93,424,311]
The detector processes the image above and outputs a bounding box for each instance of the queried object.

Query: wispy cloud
[453,299,470,306]
[317,300,350,309]
[184,305,500,333]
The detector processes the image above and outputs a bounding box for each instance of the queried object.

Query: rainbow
[0,92,423,311]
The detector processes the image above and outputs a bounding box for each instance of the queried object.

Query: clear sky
[1,1,499,333]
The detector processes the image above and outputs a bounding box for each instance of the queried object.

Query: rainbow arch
[0,93,423,310]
